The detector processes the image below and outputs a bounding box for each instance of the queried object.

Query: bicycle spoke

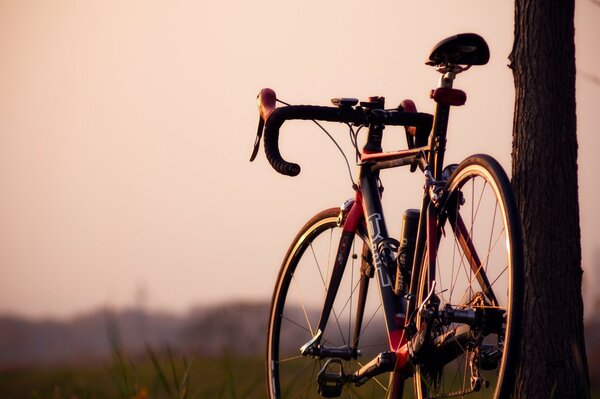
[371,374,388,392]
[356,359,388,392]
[304,361,319,399]
[278,354,306,364]
[454,225,507,307]
[291,275,314,337]
[489,265,509,289]
[327,228,333,291]
[310,242,329,295]
[450,235,472,303]
[280,357,320,397]
[462,348,469,395]
[357,302,383,345]
[321,267,363,347]
[281,314,311,335]
[484,202,499,273]
[357,342,390,350]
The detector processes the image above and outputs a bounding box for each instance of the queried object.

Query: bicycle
[250,33,524,399]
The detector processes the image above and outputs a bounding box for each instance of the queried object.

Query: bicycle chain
[427,387,476,398]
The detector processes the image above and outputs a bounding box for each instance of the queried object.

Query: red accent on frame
[389,329,404,351]
[395,340,412,373]
[257,88,277,121]
[391,330,412,391]
[430,87,467,106]
[342,191,364,233]
[362,329,409,396]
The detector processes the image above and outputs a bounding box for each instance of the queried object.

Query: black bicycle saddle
[426,33,490,66]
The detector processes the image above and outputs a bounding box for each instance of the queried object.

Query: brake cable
[276,98,357,190]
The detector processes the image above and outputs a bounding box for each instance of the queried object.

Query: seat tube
[430,71,456,179]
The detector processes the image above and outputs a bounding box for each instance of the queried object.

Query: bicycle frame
[302,68,489,395]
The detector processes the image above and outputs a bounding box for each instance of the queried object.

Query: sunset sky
[1,1,598,319]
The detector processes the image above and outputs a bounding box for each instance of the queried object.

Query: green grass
[1,350,597,399]
[0,353,265,399]
[0,364,119,399]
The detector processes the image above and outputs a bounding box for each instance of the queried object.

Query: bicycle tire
[266,208,392,398]
[414,154,524,399]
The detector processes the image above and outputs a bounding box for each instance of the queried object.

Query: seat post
[440,70,456,89]
[436,63,470,89]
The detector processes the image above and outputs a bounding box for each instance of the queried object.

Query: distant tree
[509,0,590,397]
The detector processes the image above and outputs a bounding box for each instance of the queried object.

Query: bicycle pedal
[317,358,345,398]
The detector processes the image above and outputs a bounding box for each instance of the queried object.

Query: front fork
[299,192,370,361]
[301,189,400,357]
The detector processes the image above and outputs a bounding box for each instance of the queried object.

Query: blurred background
[0,0,598,397]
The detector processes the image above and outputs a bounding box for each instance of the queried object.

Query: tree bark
[510,0,590,397]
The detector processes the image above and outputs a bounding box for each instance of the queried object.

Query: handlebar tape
[263,105,433,177]
[263,106,359,176]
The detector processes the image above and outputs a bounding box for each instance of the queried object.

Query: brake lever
[250,88,277,162]
[249,117,264,162]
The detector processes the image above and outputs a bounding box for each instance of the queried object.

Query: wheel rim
[268,213,390,398]
[415,165,516,399]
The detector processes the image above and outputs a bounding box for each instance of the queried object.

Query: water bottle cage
[376,238,400,269]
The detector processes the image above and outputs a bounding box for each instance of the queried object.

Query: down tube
[359,170,406,350]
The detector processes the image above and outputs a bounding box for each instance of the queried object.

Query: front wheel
[414,154,524,399]
[266,208,391,398]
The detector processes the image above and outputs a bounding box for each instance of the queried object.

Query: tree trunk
[510,0,590,397]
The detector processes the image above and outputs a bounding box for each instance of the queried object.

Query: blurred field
[0,354,265,399]
[1,358,598,399]
[0,302,597,398]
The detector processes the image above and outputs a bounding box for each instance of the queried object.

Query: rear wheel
[414,155,524,399]
[267,207,391,398]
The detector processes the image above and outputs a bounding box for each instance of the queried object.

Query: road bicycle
[250,33,524,399]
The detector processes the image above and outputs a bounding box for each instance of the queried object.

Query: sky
[0,1,599,319]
